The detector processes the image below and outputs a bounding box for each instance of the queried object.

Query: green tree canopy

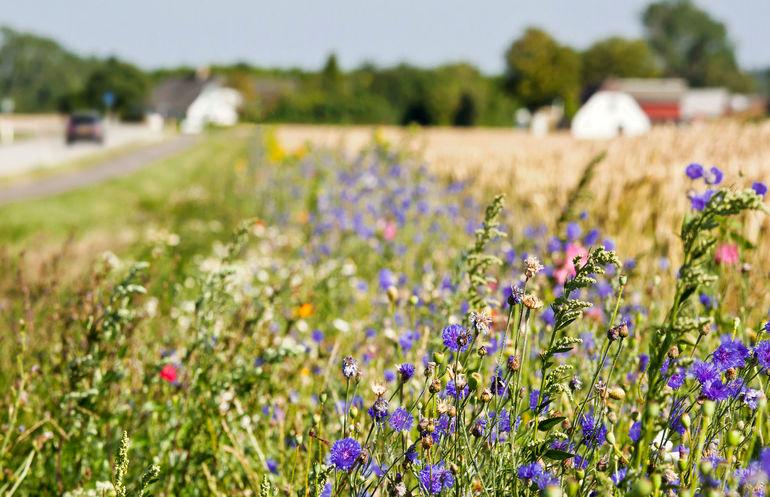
[643,0,753,91]
[504,27,581,113]
[81,56,149,120]
[582,37,659,89]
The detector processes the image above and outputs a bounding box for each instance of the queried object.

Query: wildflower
[507,355,521,373]
[507,283,524,306]
[579,412,608,449]
[522,294,543,310]
[752,181,768,197]
[159,364,178,384]
[312,329,324,343]
[690,189,715,211]
[266,458,279,474]
[690,361,719,384]
[371,382,387,397]
[524,256,544,279]
[397,363,416,382]
[569,375,582,392]
[470,310,492,335]
[405,444,419,464]
[611,467,628,486]
[754,340,770,373]
[529,390,540,411]
[329,438,362,471]
[441,324,470,352]
[444,380,469,399]
[297,303,314,318]
[629,421,641,442]
[389,407,414,432]
[384,370,396,382]
[566,222,582,241]
[553,242,588,285]
[704,166,723,185]
[714,243,739,265]
[418,462,455,495]
[367,397,389,423]
[342,356,360,379]
[685,163,704,179]
[712,336,749,372]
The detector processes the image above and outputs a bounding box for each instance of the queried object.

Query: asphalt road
[0,135,198,205]
[0,123,166,177]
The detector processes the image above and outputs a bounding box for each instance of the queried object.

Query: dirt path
[0,135,198,205]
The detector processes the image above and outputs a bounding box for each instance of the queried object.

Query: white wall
[182,86,243,134]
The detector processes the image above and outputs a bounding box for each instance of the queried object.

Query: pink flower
[383,220,397,241]
[160,364,178,383]
[714,243,739,265]
[553,243,589,285]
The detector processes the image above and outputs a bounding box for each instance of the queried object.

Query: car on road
[66,112,105,145]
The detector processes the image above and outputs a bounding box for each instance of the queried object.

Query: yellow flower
[297,303,314,319]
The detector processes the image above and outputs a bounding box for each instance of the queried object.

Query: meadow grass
[0,123,768,497]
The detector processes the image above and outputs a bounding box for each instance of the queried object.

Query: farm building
[150,71,242,133]
[571,91,651,139]
[602,78,687,123]
[681,88,730,121]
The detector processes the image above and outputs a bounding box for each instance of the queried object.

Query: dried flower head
[342,356,360,379]
[524,256,544,279]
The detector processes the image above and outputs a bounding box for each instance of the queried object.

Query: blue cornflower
[266,458,279,474]
[312,329,324,343]
[755,340,770,373]
[704,166,723,185]
[367,398,389,423]
[611,467,628,486]
[405,444,419,464]
[378,268,396,291]
[668,369,686,390]
[638,354,650,373]
[701,379,731,401]
[690,189,715,211]
[712,336,750,372]
[444,380,469,399]
[753,182,768,198]
[579,412,607,449]
[389,407,413,432]
[760,448,770,476]
[397,363,416,381]
[741,388,762,410]
[629,421,641,442]
[529,390,540,412]
[584,228,600,246]
[517,462,543,480]
[686,163,704,179]
[699,293,715,309]
[384,370,396,382]
[690,361,719,384]
[441,324,469,352]
[418,462,455,495]
[566,222,582,241]
[320,483,332,497]
[329,438,361,471]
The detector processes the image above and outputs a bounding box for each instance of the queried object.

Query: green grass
[0,128,254,251]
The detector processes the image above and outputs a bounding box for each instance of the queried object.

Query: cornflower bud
[507,355,521,372]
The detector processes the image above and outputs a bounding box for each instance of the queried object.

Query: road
[0,123,165,177]
[0,135,198,205]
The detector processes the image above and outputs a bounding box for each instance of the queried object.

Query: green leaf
[538,416,566,432]
[544,449,575,461]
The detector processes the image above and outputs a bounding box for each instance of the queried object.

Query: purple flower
[668,369,686,389]
[444,380,469,399]
[579,412,607,449]
[566,222,582,242]
[367,398,389,423]
[752,182,768,198]
[755,341,770,373]
[638,354,650,373]
[690,361,719,384]
[760,448,770,476]
[266,458,278,474]
[384,370,396,382]
[629,421,641,442]
[517,462,543,480]
[389,407,414,432]
[529,390,540,411]
[312,329,324,343]
[418,462,455,495]
[378,268,396,291]
[611,467,628,486]
[704,166,723,185]
[701,379,731,401]
[405,444,419,464]
[690,189,715,211]
[686,163,704,179]
[397,363,416,381]
[330,438,361,471]
[712,336,749,372]
[441,324,469,352]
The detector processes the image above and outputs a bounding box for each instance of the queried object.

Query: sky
[2,0,769,73]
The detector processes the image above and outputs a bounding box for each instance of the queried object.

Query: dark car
[66,112,104,145]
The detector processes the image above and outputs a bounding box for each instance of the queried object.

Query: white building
[681,88,730,121]
[150,73,242,134]
[571,91,651,140]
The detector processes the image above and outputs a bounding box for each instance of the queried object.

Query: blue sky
[2,0,768,73]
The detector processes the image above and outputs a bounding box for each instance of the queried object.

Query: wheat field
[275,122,770,268]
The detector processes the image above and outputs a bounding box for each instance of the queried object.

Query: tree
[321,53,341,92]
[81,57,149,120]
[504,27,582,113]
[582,37,659,90]
[642,0,753,91]
[453,92,477,126]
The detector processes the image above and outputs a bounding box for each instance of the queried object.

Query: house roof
[602,78,688,102]
[150,75,221,118]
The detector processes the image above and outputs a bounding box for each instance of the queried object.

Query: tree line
[0,0,766,124]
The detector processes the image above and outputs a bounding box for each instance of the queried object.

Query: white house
[571,91,651,140]
[150,73,242,134]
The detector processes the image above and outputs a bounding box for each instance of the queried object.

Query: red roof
[639,102,680,121]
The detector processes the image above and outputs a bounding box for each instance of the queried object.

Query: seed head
[342,356,360,380]
[524,256,544,279]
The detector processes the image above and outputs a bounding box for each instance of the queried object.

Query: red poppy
[160,364,178,383]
